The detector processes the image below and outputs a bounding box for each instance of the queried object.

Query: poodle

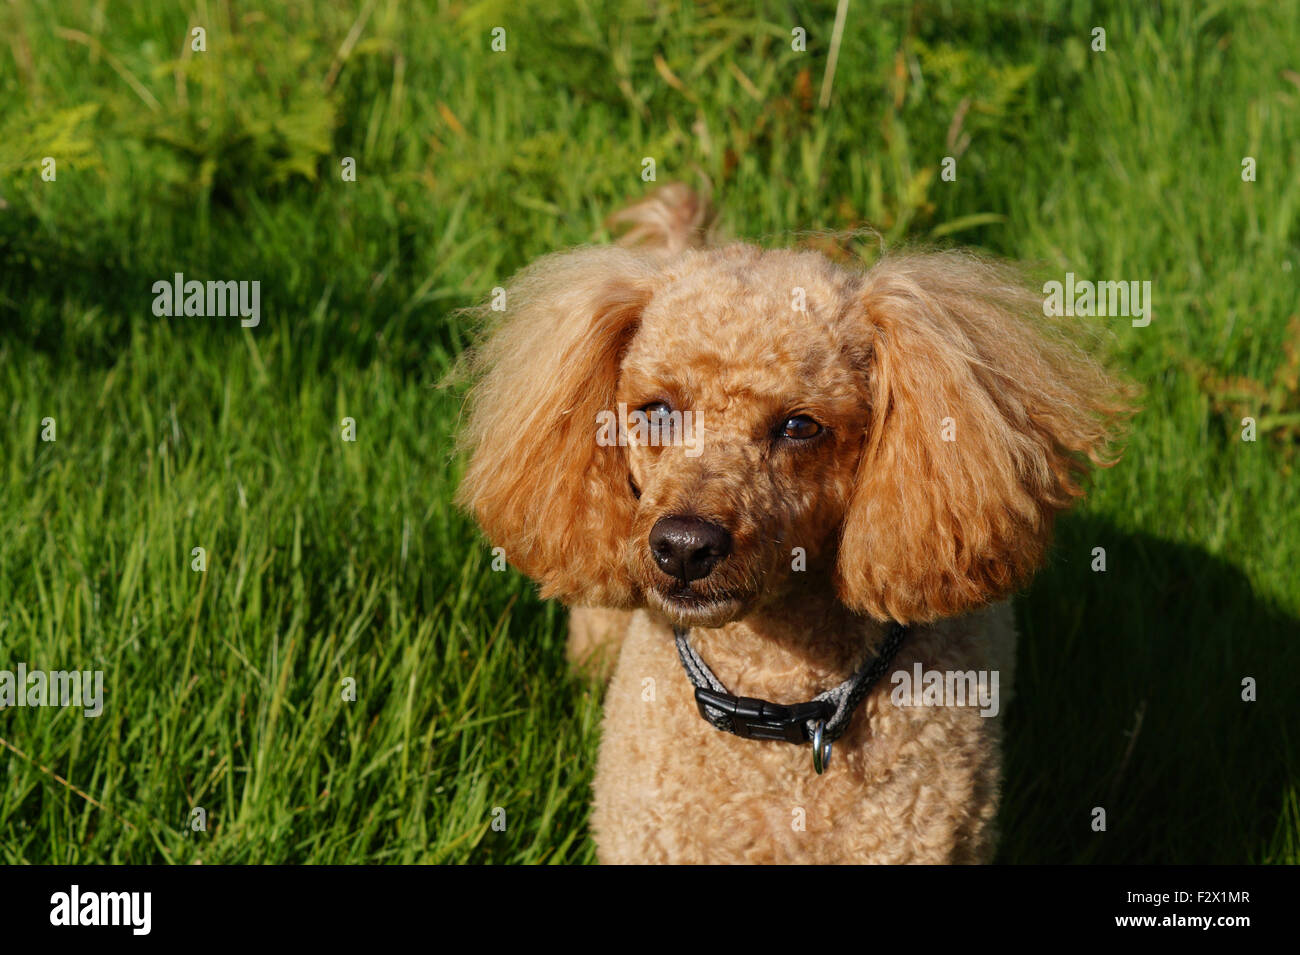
[455,184,1128,864]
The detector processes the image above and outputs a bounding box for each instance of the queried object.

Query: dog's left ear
[835,253,1132,623]
[455,247,658,608]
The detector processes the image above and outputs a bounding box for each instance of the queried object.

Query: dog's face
[458,242,1124,624]
[618,250,868,627]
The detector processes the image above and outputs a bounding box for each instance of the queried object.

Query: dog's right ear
[454,247,658,607]
[834,252,1132,623]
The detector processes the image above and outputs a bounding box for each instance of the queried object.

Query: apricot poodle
[456,185,1127,864]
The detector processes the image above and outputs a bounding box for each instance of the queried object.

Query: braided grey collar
[673,622,908,773]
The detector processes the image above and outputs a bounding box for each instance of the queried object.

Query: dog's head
[457,235,1128,625]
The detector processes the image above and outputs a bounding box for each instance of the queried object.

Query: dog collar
[673,622,908,774]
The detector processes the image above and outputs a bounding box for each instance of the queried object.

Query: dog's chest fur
[590,603,1016,864]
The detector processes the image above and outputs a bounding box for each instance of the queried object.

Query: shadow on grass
[1000,517,1300,864]
[0,207,141,360]
[0,206,471,376]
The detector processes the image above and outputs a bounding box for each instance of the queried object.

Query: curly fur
[456,184,1130,864]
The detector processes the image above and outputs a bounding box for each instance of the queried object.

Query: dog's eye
[781,415,822,440]
[631,401,677,446]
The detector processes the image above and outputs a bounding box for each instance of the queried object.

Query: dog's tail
[606,182,715,256]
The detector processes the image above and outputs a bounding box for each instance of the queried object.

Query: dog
[455,184,1128,863]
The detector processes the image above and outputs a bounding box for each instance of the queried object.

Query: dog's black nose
[649,516,732,582]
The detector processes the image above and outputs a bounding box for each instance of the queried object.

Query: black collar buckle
[694,688,835,743]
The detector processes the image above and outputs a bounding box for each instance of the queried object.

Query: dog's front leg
[567,607,633,682]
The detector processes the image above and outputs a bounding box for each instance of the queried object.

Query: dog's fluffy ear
[835,253,1132,623]
[455,247,658,607]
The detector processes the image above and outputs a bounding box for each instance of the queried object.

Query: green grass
[0,0,1297,863]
